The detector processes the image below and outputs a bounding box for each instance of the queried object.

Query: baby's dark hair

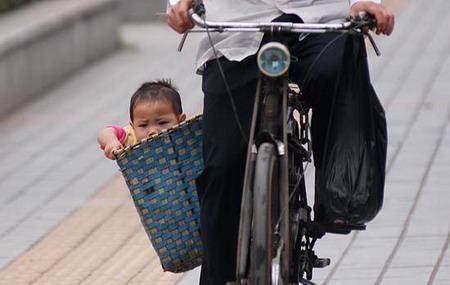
[129,79,183,121]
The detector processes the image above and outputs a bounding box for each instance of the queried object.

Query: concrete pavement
[0,21,202,284]
[1,0,450,284]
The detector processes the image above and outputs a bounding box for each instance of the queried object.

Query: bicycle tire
[251,142,279,285]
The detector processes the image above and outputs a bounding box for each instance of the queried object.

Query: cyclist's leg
[289,33,387,226]
[197,55,258,285]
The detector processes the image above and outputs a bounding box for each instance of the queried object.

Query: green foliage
[0,0,40,14]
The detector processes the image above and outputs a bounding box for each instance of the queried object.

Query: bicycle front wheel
[251,142,279,285]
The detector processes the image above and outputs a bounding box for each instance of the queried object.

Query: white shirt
[169,0,381,69]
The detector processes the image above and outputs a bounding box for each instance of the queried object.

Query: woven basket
[115,115,204,273]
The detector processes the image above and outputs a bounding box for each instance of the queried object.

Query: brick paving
[1,0,449,284]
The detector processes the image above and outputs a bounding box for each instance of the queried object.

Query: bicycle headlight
[257,42,290,77]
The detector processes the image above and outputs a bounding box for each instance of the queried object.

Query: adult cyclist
[168,1,394,284]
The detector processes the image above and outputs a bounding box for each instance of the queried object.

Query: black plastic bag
[312,36,387,225]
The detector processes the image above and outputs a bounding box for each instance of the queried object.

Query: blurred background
[0,0,201,119]
[0,0,202,283]
[1,0,450,284]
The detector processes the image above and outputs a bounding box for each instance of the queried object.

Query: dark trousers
[196,15,386,285]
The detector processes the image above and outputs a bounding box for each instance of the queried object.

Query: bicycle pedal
[313,257,330,268]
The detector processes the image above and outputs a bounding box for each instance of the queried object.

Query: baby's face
[131,100,185,140]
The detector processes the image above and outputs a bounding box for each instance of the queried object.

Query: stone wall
[0,0,119,117]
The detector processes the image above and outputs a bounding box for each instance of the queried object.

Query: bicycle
[181,3,379,284]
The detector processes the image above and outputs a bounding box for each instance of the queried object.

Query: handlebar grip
[192,1,205,17]
[352,10,376,30]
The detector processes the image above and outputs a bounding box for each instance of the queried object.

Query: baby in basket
[98,79,187,159]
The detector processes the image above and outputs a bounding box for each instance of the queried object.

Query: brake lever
[350,11,381,56]
[177,2,205,52]
[178,32,189,52]
[366,32,381,56]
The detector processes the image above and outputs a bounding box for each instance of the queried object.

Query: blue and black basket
[115,115,204,273]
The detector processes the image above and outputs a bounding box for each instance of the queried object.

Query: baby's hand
[103,141,123,160]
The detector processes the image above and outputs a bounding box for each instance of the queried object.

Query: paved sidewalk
[180,1,450,284]
[0,21,202,284]
[1,0,450,284]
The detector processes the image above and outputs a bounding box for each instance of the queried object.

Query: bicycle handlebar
[182,5,380,55]
[188,4,375,34]
[189,10,356,34]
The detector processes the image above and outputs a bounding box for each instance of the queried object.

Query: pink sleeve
[99,126,127,150]
[106,126,127,143]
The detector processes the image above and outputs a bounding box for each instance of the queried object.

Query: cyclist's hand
[167,0,194,33]
[350,2,395,36]
[104,141,123,160]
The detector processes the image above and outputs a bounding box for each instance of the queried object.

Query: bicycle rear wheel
[251,142,279,284]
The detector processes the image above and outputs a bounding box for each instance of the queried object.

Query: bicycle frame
[234,54,318,284]
[238,72,292,283]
